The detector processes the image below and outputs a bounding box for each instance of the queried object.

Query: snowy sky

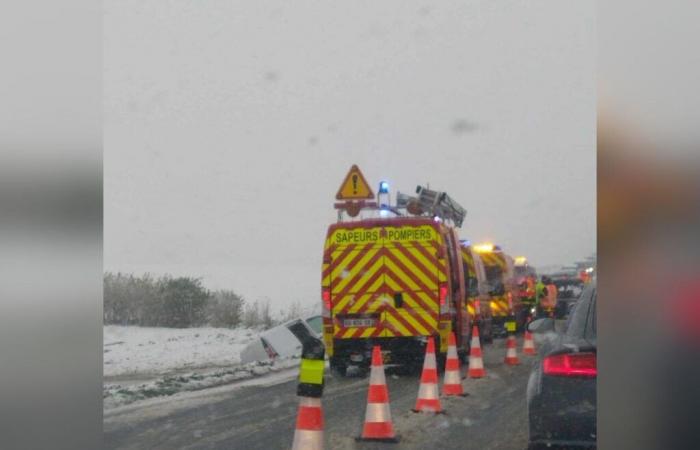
[104,1,595,309]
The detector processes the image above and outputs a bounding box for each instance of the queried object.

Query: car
[551,272,585,319]
[526,284,597,449]
[239,315,323,364]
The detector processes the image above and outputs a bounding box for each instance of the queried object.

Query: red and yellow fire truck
[472,243,527,335]
[321,167,470,374]
[461,242,494,343]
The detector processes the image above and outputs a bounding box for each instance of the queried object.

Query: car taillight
[543,352,597,377]
[322,288,331,310]
[439,284,448,306]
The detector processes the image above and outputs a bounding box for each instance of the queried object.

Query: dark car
[526,284,597,449]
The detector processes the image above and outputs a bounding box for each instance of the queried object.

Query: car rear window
[304,316,322,335]
[287,320,315,344]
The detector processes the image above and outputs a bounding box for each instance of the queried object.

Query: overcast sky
[105,1,595,309]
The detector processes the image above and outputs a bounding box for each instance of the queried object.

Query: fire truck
[461,242,494,343]
[471,243,527,336]
[514,256,538,319]
[321,168,470,375]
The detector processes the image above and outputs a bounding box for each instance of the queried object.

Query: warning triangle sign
[336,165,375,200]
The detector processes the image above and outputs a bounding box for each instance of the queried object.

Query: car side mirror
[527,317,555,333]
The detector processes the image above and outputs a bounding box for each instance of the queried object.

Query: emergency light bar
[474,242,494,253]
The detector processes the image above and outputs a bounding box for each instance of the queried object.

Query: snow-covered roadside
[104,325,258,377]
[104,325,303,409]
[104,357,300,409]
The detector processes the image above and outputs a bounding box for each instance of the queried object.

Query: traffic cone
[467,325,486,378]
[412,337,444,413]
[522,328,536,356]
[357,346,398,442]
[442,332,467,396]
[291,396,324,450]
[504,333,520,365]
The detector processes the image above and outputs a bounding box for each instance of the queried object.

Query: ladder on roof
[396,185,467,227]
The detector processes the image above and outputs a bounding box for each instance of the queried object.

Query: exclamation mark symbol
[352,174,358,194]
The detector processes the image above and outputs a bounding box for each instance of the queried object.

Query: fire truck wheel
[329,357,347,377]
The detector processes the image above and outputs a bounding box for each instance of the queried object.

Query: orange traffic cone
[467,325,486,378]
[504,333,520,365]
[291,396,324,450]
[412,337,444,414]
[522,329,536,356]
[442,332,467,396]
[357,346,399,442]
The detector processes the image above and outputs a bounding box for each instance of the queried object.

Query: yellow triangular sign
[336,165,375,200]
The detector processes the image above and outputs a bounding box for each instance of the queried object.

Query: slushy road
[105,336,536,450]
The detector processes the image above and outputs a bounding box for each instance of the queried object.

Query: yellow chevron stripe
[416,291,439,314]
[333,261,382,313]
[406,243,439,277]
[383,275,433,334]
[361,327,375,338]
[330,246,376,283]
[347,276,387,314]
[383,309,412,336]
[383,259,440,315]
[390,246,438,289]
[383,256,421,291]
[332,249,383,296]
[322,263,330,287]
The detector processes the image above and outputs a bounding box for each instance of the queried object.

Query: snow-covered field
[103,325,303,409]
[103,325,258,377]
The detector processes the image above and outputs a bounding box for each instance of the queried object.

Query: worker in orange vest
[537,276,558,318]
[544,277,558,318]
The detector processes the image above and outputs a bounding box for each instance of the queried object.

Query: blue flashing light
[378,181,389,194]
[379,208,390,217]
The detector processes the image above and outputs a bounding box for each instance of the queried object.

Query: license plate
[343,318,376,328]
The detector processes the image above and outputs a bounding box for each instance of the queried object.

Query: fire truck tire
[329,357,347,377]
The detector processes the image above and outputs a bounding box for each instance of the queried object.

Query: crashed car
[239,315,322,364]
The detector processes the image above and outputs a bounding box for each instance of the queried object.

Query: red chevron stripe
[326,243,359,278]
[415,242,446,274]
[381,274,436,333]
[381,271,438,326]
[378,258,437,315]
[391,241,439,286]
[383,305,420,336]
[335,257,387,315]
[332,246,385,307]
[383,250,436,298]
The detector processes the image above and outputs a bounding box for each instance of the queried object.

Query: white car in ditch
[239,315,323,364]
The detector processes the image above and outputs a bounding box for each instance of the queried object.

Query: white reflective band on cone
[417,383,439,400]
[447,346,458,359]
[299,397,322,408]
[369,365,386,385]
[423,354,436,369]
[292,430,323,450]
[444,370,461,385]
[469,358,483,369]
[471,336,480,347]
[365,402,392,422]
